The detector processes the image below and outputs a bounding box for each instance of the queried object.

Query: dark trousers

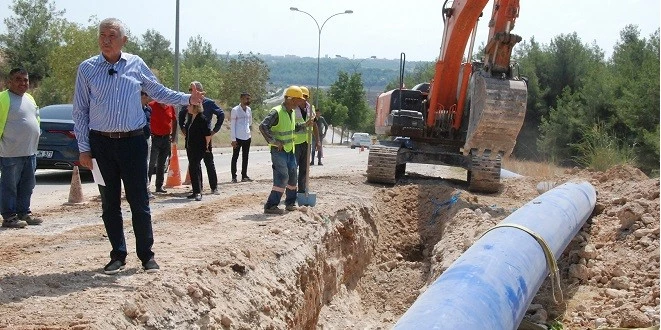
[294,142,309,193]
[187,151,204,194]
[311,136,323,162]
[231,138,251,179]
[90,132,153,264]
[148,135,171,189]
[202,145,217,191]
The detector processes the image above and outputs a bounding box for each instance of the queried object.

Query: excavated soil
[0,163,658,330]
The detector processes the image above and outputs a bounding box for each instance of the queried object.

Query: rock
[569,264,590,281]
[578,244,598,259]
[605,288,625,298]
[641,214,656,225]
[617,202,645,229]
[619,309,652,328]
[611,276,631,290]
[122,300,139,319]
[172,287,187,297]
[536,181,558,194]
[221,315,232,327]
[594,318,608,328]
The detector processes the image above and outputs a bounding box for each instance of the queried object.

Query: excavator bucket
[463,74,527,158]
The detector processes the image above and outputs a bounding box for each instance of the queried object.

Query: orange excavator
[367,0,527,192]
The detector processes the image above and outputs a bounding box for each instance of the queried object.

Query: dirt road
[0,147,658,329]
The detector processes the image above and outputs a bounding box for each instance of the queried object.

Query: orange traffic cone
[182,169,191,185]
[64,166,85,205]
[165,143,182,188]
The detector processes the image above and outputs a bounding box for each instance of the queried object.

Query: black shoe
[143,258,160,273]
[155,187,167,193]
[264,205,285,215]
[194,194,202,201]
[186,193,196,199]
[310,162,314,166]
[104,259,126,275]
[241,177,253,182]
[2,215,27,228]
[231,178,238,183]
[318,161,323,166]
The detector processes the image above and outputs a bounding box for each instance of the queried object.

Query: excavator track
[366,145,400,184]
[467,151,502,193]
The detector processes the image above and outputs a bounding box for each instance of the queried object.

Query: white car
[350,132,372,149]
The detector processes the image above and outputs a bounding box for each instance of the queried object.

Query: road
[31,145,373,211]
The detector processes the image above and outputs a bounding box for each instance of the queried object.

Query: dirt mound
[0,164,658,329]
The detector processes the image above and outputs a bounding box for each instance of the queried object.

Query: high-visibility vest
[294,104,315,144]
[0,90,39,139]
[267,105,296,153]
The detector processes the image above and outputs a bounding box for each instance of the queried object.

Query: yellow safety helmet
[299,86,310,98]
[284,85,304,99]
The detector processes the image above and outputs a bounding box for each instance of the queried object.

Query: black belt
[91,129,143,138]
[151,134,171,138]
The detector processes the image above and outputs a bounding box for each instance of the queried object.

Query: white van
[350,132,372,149]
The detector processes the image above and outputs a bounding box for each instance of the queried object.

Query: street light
[290,7,353,109]
[335,55,377,73]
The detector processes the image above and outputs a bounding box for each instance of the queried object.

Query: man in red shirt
[148,101,177,193]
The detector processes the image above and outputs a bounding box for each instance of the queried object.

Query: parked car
[350,132,372,149]
[37,104,81,170]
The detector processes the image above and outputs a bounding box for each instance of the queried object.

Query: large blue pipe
[394,181,597,330]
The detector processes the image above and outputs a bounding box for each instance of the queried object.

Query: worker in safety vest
[258,86,310,214]
[294,86,320,194]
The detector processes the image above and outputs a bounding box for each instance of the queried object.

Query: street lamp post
[290,7,353,110]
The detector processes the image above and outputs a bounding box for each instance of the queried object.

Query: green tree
[0,0,65,83]
[182,35,221,68]
[609,26,660,174]
[329,71,371,132]
[219,53,270,108]
[136,29,173,69]
[34,21,97,105]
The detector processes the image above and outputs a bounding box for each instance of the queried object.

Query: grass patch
[502,157,564,178]
[571,124,636,172]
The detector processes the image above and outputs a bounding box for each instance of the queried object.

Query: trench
[290,182,482,329]
[102,182,506,329]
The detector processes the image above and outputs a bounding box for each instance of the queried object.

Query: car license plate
[36,150,53,158]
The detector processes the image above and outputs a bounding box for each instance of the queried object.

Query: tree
[0,0,65,84]
[219,53,270,108]
[137,29,173,69]
[182,35,221,68]
[34,21,97,105]
[329,71,371,132]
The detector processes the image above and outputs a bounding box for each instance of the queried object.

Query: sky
[1,0,659,61]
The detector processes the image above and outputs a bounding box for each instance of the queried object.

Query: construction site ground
[0,145,658,329]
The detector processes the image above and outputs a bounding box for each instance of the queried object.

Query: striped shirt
[230,104,252,141]
[72,52,191,152]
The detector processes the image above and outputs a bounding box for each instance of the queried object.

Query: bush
[571,124,636,171]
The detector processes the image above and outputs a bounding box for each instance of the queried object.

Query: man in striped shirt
[72,18,205,275]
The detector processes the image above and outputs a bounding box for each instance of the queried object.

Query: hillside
[259,54,430,90]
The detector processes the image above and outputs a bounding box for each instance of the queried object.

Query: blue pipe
[394,181,597,330]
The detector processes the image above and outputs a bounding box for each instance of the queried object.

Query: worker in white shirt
[230,92,253,183]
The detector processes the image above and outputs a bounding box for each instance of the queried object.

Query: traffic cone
[64,166,85,205]
[182,169,191,185]
[165,143,182,188]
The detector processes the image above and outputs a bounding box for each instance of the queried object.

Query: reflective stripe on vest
[268,105,295,153]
